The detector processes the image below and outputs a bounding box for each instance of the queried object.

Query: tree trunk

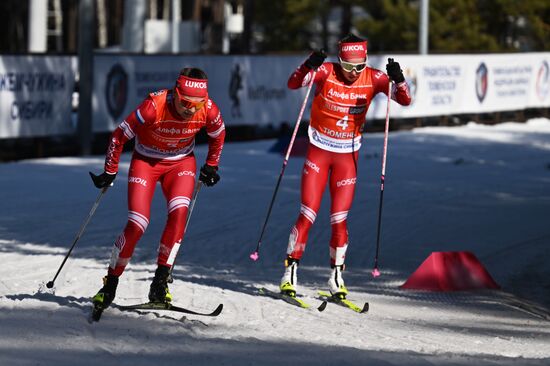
[96,0,108,48]
[150,0,157,19]
[341,2,351,39]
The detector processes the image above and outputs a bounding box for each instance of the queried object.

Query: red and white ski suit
[104,89,225,276]
[286,62,411,265]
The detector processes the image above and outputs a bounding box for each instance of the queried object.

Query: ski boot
[92,274,119,321]
[148,265,173,303]
[328,264,348,299]
[279,257,299,297]
[93,274,119,309]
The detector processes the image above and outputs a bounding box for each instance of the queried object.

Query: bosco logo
[336,178,357,187]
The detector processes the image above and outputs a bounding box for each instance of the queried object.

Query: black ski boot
[148,265,173,303]
[91,274,119,321]
[92,274,119,309]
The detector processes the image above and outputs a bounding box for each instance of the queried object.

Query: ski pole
[46,186,109,288]
[372,81,392,278]
[249,71,317,261]
[167,181,202,283]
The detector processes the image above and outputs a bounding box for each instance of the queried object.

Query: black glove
[304,49,327,70]
[89,171,116,189]
[386,58,405,83]
[199,164,220,187]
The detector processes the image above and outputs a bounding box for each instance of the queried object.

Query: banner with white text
[94,53,550,132]
[93,54,310,132]
[0,56,77,138]
[1,53,548,138]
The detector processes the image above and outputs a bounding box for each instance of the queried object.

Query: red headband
[338,41,368,61]
[176,75,208,98]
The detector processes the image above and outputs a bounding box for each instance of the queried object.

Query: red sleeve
[104,97,157,174]
[287,62,331,90]
[371,68,412,106]
[204,100,225,167]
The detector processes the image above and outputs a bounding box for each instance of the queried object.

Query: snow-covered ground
[1,118,549,365]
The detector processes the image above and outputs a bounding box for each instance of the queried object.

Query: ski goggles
[175,87,207,110]
[339,58,368,73]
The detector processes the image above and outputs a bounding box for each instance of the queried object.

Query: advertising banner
[95,53,549,132]
[1,52,548,139]
[368,55,469,119]
[369,53,550,119]
[0,56,77,138]
[93,54,310,132]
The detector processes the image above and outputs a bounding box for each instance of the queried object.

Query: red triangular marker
[401,251,500,291]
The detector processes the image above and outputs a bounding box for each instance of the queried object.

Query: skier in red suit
[92,67,225,309]
[280,34,411,298]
